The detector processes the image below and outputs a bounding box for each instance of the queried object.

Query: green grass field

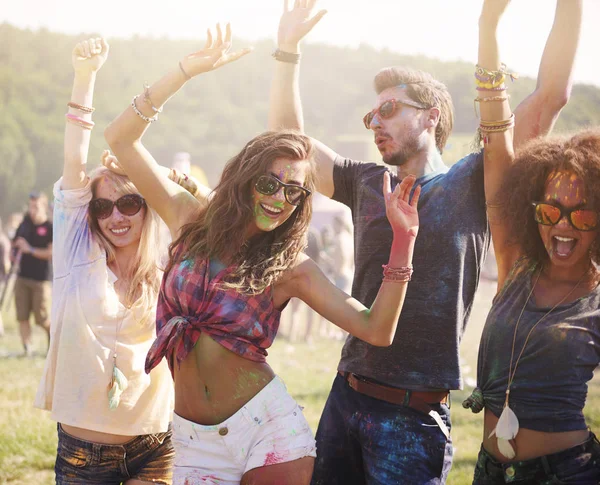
[1,279,599,484]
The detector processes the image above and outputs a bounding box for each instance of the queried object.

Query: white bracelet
[131,95,158,123]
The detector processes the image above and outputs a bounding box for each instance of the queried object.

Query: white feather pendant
[496,404,519,440]
[108,365,128,410]
[489,404,519,459]
[497,438,516,460]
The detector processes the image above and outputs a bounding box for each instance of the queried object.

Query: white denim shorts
[172,376,316,485]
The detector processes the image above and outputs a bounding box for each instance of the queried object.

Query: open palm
[278,0,327,47]
[180,23,252,78]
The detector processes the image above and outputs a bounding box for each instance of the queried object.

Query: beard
[381,136,420,167]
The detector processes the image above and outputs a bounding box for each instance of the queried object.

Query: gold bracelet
[67,101,95,113]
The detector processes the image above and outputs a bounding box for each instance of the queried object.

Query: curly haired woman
[463,3,600,482]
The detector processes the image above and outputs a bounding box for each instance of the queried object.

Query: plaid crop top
[145,254,283,375]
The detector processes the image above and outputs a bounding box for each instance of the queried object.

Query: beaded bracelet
[382,264,413,283]
[67,101,95,114]
[131,95,159,123]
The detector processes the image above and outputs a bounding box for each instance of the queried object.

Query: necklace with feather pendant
[491,267,586,459]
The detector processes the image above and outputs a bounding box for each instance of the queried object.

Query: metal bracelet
[131,95,158,123]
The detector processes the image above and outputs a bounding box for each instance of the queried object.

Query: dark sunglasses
[532,202,599,231]
[89,194,146,220]
[254,174,311,206]
[363,98,428,129]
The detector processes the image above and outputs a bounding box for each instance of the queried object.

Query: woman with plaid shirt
[105,24,419,485]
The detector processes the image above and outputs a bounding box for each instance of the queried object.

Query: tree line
[1,22,599,216]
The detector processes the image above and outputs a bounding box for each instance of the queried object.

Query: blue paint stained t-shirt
[332,151,489,391]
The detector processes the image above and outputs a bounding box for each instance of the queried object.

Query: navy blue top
[477,262,600,432]
[332,151,489,390]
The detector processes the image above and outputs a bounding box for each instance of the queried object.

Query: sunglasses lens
[285,186,305,205]
[571,209,598,231]
[379,100,396,119]
[90,199,114,219]
[535,203,561,225]
[256,176,279,195]
[116,194,144,216]
[363,112,374,129]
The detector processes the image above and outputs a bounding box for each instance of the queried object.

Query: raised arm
[268,0,338,197]
[285,174,420,346]
[477,0,517,289]
[513,0,582,149]
[105,24,251,237]
[63,38,109,190]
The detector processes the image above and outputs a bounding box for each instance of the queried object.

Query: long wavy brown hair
[169,130,315,294]
[498,129,600,266]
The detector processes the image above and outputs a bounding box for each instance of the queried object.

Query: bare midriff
[174,332,276,426]
[60,424,137,445]
[483,409,589,462]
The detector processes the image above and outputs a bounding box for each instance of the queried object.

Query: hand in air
[481,0,511,21]
[179,23,252,78]
[72,38,109,75]
[383,172,420,239]
[278,0,327,48]
[101,150,126,176]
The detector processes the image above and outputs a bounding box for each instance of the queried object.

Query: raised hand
[101,150,127,176]
[278,0,327,49]
[480,0,511,22]
[179,23,252,78]
[383,172,420,239]
[72,38,109,75]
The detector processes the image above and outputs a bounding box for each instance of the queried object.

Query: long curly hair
[498,129,600,266]
[169,130,315,294]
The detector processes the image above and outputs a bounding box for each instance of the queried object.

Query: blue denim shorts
[55,423,174,485]
[472,432,600,484]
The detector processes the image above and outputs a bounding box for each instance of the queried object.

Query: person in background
[12,192,52,356]
[0,217,11,337]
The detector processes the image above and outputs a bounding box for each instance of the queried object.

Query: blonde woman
[35,38,180,485]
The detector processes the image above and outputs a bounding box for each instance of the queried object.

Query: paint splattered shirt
[477,262,600,432]
[332,152,489,390]
[145,253,283,376]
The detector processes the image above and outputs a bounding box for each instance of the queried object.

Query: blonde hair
[88,167,163,311]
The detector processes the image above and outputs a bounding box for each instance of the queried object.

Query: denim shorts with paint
[55,423,174,484]
[472,432,600,484]
[311,373,453,485]
[171,375,316,485]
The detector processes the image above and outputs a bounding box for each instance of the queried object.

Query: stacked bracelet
[143,83,163,114]
[67,101,95,114]
[131,95,159,123]
[65,113,94,130]
[382,264,413,283]
[272,48,301,64]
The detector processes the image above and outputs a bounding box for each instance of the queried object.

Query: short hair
[499,129,600,265]
[29,192,48,206]
[373,67,454,154]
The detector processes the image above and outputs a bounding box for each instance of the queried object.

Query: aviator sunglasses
[89,194,146,220]
[532,202,599,231]
[254,174,311,206]
[363,98,428,129]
